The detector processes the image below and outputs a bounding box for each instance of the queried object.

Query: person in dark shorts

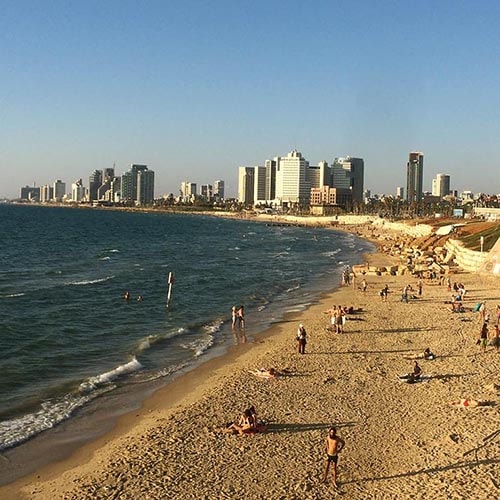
[322,426,345,488]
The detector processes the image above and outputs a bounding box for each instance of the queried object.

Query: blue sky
[2,0,500,199]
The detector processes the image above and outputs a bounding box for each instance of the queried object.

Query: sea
[0,204,374,480]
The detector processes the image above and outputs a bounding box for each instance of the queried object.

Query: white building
[238,167,254,205]
[275,150,310,206]
[71,179,85,202]
[180,181,197,202]
[431,173,450,199]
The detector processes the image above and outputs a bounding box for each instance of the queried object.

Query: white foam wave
[3,292,25,298]
[203,319,223,334]
[66,276,115,286]
[285,284,300,293]
[0,386,113,451]
[180,336,214,357]
[79,357,142,392]
[108,249,120,253]
[99,256,111,261]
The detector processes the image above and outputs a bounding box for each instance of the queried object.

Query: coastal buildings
[331,157,365,204]
[20,185,40,201]
[71,179,85,202]
[213,180,224,200]
[238,167,255,205]
[53,180,66,202]
[406,152,424,202]
[432,173,451,199]
[121,164,150,203]
[137,169,155,205]
[180,181,197,202]
[275,150,311,207]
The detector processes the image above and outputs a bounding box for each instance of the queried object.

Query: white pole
[167,272,174,308]
[480,236,484,253]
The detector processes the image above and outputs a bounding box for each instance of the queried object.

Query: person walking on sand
[360,278,367,293]
[322,426,345,488]
[478,322,488,352]
[297,324,307,354]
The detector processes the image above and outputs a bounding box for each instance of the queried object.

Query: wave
[136,328,187,353]
[99,256,111,261]
[108,249,120,253]
[181,335,214,357]
[1,292,25,298]
[79,357,142,392]
[65,276,115,286]
[0,385,114,451]
[285,283,301,293]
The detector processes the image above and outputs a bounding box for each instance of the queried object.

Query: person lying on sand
[449,399,491,408]
[402,348,436,360]
[249,367,293,379]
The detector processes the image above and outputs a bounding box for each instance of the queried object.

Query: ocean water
[0,204,374,452]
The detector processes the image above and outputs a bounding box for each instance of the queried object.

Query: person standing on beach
[479,322,488,352]
[322,426,345,488]
[297,324,307,354]
[237,305,245,329]
[231,305,237,329]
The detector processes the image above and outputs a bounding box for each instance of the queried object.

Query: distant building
[88,170,103,202]
[331,157,364,204]
[137,169,155,205]
[310,186,352,213]
[52,180,66,202]
[200,184,213,201]
[71,179,85,202]
[213,180,225,200]
[40,184,53,202]
[307,161,331,190]
[180,181,197,202]
[264,159,277,201]
[396,186,404,199]
[121,164,149,203]
[406,152,424,202]
[20,185,40,201]
[253,166,267,203]
[238,167,255,205]
[275,150,311,207]
[431,173,450,199]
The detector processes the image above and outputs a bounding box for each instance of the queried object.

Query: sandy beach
[2,225,500,499]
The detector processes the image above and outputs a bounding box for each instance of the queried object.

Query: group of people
[324,306,348,334]
[124,291,143,302]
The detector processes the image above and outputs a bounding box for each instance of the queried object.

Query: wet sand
[2,227,500,499]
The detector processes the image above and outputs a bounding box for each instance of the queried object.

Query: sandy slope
[2,243,500,499]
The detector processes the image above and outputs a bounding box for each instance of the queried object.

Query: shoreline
[2,221,500,499]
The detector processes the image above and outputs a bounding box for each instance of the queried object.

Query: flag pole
[167,272,174,308]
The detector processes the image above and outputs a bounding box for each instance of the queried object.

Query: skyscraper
[264,159,277,201]
[88,170,103,202]
[406,152,424,203]
[432,173,450,199]
[213,180,225,200]
[238,167,255,205]
[275,150,310,207]
[53,180,66,202]
[331,157,364,204]
[121,164,148,202]
[137,169,155,205]
[253,166,267,203]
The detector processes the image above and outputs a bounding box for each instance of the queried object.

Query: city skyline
[2,1,500,199]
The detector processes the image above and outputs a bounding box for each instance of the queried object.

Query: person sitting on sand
[222,408,256,435]
[403,348,436,360]
[450,399,490,408]
[399,361,422,383]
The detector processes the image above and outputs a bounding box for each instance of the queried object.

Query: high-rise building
[238,167,255,205]
[137,169,155,205]
[20,185,40,201]
[432,173,450,199]
[53,180,66,202]
[121,164,148,202]
[71,179,85,202]
[331,157,364,204]
[253,166,267,203]
[396,187,404,199]
[213,180,225,200]
[307,161,331,190]
[180,181,197,202]
[200,184,213,201]
[275,150,310,206]
[264,159,277,201]
[40,184,53,202]
[406,152,424,202]
[88,170,103,202]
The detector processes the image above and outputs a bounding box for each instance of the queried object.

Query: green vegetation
[460,224,500,252]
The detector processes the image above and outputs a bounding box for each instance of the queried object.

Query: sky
[2,0,500,199]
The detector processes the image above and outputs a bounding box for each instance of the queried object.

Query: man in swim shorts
[322,426,345,488]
